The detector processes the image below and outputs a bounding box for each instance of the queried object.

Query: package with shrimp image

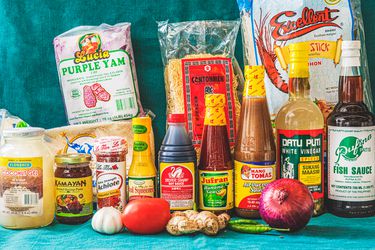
[237,0,373,123]
[53,23,143,125]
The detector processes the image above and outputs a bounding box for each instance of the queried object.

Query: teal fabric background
[1,0,374,150]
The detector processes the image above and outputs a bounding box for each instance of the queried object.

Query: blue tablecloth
[1,214,374,249]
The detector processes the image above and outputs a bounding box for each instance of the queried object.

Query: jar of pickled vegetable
[55,154,93,224]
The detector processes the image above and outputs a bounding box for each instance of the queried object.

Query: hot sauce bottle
[128,117,157,201]
[198,94,233,215]
[327,41,375,217]
[275,43,325,216]
[234,66,276,218]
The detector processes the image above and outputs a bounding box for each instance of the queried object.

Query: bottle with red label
[275,43,325,216]
[234,65,276,218]
[159,114,197,211]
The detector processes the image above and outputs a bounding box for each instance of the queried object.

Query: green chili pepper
[228,219,259,225]
[228,224,290,234]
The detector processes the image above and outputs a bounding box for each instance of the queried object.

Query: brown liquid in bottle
[234,66,276,218]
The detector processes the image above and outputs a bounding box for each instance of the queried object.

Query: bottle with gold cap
[275,43,325,216]
[128,116,157,201]
[198,94,233,215]
[234,65,276,218]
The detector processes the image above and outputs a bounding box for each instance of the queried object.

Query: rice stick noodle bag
[157,20,244,154]
[237,0,373,123]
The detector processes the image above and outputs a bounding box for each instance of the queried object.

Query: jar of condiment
[0,128,54,229]
[94,136,127,211]
[55,153,93,224]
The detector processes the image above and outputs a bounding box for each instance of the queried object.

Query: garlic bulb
[92,207,123,234]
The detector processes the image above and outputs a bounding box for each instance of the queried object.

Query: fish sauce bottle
[159,114,197,211]
[327,40,375,217]
[234,65,276,218]
[275,43,325,216]
[128,117,157,201]
[199,94,233,215]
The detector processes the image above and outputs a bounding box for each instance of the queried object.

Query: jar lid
[3,127,45,138]
[94,136,128,154]
[55,153,91,164]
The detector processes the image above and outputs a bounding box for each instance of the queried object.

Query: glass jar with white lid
[0,127,54,229]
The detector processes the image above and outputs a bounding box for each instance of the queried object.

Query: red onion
[259,178,314,232]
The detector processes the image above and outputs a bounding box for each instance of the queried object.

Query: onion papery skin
[259,179,314,232]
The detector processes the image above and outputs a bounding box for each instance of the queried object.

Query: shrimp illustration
[255,11,288,93]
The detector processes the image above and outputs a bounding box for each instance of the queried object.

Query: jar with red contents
[94,136,127,211]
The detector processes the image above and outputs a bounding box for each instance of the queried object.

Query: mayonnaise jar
[0,128,54,229]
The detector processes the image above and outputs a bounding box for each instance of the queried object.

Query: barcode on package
[23,193,39,206]
[116,98,135,111]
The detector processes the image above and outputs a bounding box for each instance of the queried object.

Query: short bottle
[234,65,276,218]
[198,94,234,215]
[159,114,197,211]
[128,117,157,201]
[327,40,375,217]
[275,43,325,216]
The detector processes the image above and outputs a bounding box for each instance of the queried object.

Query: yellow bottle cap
[288,43,310,78]
[205,94,226,107]
[244,65,266,97]
[132,116,152,134]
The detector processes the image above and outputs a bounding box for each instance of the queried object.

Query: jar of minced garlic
[0,128,54,229]
[54,154,93,224]
[94,136,127,211]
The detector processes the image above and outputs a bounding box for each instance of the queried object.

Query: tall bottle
[199,94,233,215]
[234,65,276,218]
[128,117,157,201]
[275,43,325,216]
[327,41,375,217]
[159,114,197,211]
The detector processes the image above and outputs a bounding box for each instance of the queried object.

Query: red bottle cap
[168,114,185,123]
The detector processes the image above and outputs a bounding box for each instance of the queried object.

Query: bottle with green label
[198,94,233,215]
[275,43,325,216]
[128,117,157,201]
[327,40,375,217]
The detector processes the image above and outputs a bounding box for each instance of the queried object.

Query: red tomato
[121,198,170,234]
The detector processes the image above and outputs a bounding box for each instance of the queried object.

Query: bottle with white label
[327,40,375,217]
[159,114,197,211]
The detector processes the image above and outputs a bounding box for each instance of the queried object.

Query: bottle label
[55,176,93,217]
[328,126,375,202]
[234,161,276,210]
[199,170,234,210]
[181,57,237,148]
[277,129,324,200]
[160,162,195,210]
[96,161,126,211]
[0,157,43,217]
[128,176,156,200]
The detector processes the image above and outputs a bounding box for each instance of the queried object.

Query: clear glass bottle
[0,128,55,229]
[327,40,375,217]
[275,43,325,216]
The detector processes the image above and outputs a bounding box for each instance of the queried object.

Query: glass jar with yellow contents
[55,154,93,224]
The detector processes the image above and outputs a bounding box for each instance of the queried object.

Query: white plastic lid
[3,127,45,138]
[341,40,361,67]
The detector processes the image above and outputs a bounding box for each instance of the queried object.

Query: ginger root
[166,210,230,236]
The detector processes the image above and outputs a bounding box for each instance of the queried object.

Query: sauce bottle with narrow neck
[234,65,276,218]
[275,43,325,216]
[199,94,233,215]
[327,40,375,217]
[159,114,197,211]
[128,117,157,201]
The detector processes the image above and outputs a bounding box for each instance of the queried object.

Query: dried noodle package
[158,20,244,152]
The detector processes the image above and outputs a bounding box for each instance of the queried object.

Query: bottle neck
[204,106,227,126]
[288,77,311,100]
[339,66,363,103]
[132,133,152,157]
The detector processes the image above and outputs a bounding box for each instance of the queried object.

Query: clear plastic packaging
[157,20,244,153]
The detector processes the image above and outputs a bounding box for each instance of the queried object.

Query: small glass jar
[55,154,93,224]
[0,128,54,229]
[94,136,127,211]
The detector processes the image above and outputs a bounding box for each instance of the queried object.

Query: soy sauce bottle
[327,41,375,217]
